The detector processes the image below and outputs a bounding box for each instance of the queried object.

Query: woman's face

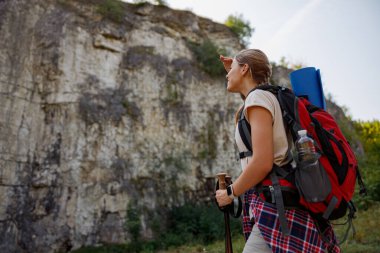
[226,58,243,93]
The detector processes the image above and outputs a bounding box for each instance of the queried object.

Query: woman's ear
[240,64,249,76]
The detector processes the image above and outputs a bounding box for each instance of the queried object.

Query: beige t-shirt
[235,89,292,170]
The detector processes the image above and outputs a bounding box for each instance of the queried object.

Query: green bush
[71,202,242,253]
[158,203,241,247]
[125,201,142,241]
[352,120,380,205]
[97,0,124,23]
[115,202,242,251]
[187,39,226,77]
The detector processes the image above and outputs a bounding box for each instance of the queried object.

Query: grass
[334,202,380,253]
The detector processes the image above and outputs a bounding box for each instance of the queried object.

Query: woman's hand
[220,55,233,72]
[215,189,233,207]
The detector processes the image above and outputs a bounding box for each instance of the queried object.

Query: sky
[127,0,380,121]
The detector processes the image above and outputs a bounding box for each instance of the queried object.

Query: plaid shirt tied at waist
[242,188,341,253]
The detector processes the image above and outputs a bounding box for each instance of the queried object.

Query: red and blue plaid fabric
[243,188,340,253]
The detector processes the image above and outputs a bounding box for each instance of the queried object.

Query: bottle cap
[298,129,307,136]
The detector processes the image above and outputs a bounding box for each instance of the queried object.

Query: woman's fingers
[220,55,233,63]
[215,189,232,207]
[220,55,233,72]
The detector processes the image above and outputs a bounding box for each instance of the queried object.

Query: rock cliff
[0,0,245,252]
[0,0,361,252]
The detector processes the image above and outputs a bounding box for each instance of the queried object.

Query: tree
[225,14,254,47]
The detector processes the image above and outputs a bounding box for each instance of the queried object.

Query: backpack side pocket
[295,161,331,202]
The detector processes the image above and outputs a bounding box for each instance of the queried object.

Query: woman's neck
[241,80,258,98]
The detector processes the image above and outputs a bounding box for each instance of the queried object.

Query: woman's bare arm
[232,105,273,196]
[215,105,273,207]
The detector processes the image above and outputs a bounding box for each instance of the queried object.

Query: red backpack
[238,85,367,239]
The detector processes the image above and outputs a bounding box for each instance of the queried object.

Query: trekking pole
[217,173,233,253]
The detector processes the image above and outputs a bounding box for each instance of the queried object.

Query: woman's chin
[227,86,238,93]
[226,84,233,92]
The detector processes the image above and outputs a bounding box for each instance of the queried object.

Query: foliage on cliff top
[225,14,254,47]
[132,0,168,6]
[97,0,125,23]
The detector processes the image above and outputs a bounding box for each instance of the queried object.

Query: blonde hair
[234,49,272,124]
[235,49,272,85]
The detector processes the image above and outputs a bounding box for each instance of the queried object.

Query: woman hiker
[215,49,340,253]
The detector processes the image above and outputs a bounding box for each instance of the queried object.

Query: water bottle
[294,129,330,202]
[296,130,317,163]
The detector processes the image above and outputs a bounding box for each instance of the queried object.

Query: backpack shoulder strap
[238,107,253,156]
[274,87,303,139]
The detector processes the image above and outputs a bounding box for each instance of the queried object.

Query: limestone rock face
[0,0,244,252]
[0,0,361,252]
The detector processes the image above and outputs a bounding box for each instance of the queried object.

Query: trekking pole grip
[217,173,227,190]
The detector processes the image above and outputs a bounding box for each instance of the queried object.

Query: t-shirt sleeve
[243,89,275,123]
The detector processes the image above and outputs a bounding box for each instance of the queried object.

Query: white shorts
[242,224,272,253]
